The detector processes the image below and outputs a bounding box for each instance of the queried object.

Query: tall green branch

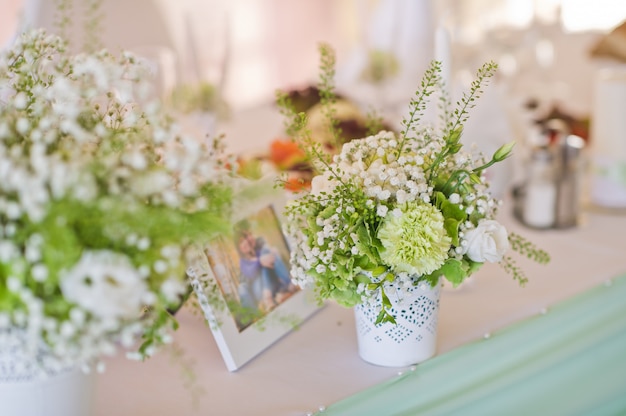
[317,43,342,149]
[508,232,551,264]
[54,0,73,43]
[446,61,497,138]
[275,90,334,177]
[395,60,441,157]
[499,255,529,286]
[83,0,103,53]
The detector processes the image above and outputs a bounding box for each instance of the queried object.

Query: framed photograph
[189,195,321,372]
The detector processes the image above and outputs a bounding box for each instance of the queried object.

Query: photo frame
[188,188,321,371]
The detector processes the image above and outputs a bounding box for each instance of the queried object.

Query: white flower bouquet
[0,30,232,370]
[281,45,549,324]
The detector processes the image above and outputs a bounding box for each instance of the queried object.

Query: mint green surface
[321,274,626,415]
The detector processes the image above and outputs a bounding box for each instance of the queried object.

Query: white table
[90,100,626,415]
[93,184,626,415]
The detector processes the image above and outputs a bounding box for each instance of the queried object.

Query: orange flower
[270,139,306,170]
[284,175,310,192]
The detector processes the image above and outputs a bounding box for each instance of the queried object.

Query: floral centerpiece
[280,44,549,326]
[237,84,392,191]
[0,30,232,372]
[170,81,229,119]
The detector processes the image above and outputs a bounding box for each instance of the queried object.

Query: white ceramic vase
[0,328,95,416]
[354,279,441,367]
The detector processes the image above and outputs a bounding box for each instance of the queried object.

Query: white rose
[61,250,148,320]
[310,171,337,196]
[462,220,509,263]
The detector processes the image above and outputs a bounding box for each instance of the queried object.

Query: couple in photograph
[234,223,297,314]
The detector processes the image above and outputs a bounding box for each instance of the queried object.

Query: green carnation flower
[377,202,451,276]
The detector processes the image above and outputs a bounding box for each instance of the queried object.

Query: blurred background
[1,0,624,110]
[2,0,626,212]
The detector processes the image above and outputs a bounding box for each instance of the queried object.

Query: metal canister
[549,120,586,228]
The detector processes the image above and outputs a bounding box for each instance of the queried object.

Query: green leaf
[354,255,371,269]
[433,191,447,209]
[371,265,387,277]
[465,258,483,275]
[354,222,378,264]
[332,286,361,307]
[306,216,320,232]
[381,290,392,309]
[354,273,372,285]
[438,258,468,287]
[448,143,462,154]
[441,198,466,221]
[375,310,386,325]
[375,309,396,325]
[444,217,461,246]
[319,204,337,220]
[334,277,351,290]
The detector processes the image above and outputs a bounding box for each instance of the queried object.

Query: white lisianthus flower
[61,250,148,320]
[160,278,186,303]
[310,171,338,195]
[462,220,509,263]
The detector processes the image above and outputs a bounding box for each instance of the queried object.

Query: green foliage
[274,91,333,175]
[433,192,466,246]
[166,342,206,409]
[170,82,229,116]
[84,0,103,53]
[445,61,498,137]
[318,43,342,149]
[499,255,529,286]
[53,0,73,41]
[396,60,442,157]
[424,257,482,288]
[361,49,399,84]
[507,232,551,264]
[424,61,500,185]
[365,108,386,137]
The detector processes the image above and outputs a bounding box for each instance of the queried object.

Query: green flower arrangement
[360,49,400,84]
[279,44,549,324]
[170,82,229,118]
[0,29,233,371]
